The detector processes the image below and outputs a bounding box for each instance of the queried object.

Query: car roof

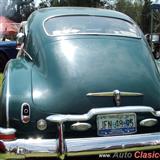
[30,7,134,24]
[27,7,139,42]
[0,41,16,47]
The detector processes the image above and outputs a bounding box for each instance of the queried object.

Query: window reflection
[44,16,140,38]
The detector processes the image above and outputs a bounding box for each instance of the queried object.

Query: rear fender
[0,58,32,128]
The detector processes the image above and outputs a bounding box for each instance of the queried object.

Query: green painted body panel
[32,36,160,112]
[0,7,160,138]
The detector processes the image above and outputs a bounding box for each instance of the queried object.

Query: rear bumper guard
[1,106,160,159]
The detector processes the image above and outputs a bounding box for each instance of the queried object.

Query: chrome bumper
[0,132,160,159]
[1,106,160,159]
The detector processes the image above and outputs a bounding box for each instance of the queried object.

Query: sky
[34,0,41,7]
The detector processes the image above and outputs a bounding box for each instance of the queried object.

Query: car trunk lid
[31,36,160,115]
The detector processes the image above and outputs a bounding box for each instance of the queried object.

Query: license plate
[97,113,137,136]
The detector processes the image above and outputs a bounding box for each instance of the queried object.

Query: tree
[6,0,35,22]
[50,0,106,7]
[153,10,160,32]
[0,0,9,16]
[39,0,50,8]
[141,0,152,34]
[116,0,143,25]
[116,0,133,18]
[133,0,143,26]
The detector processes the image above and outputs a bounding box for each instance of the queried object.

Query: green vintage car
[0,7,160,159]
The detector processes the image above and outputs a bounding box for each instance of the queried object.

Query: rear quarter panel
[0,58,32,129]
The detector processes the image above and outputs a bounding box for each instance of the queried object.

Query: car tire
[0,53,8,72]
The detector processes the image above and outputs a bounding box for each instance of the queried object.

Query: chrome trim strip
[23,49,33,61]
[46,106,160,123]
[6,69,10,128]
[2,132,160,158]
[86,91,144,97]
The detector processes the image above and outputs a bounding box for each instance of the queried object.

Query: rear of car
[0,7,160,159]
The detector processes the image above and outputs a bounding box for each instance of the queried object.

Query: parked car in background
[145,33,160,59]
[0,40,17,72]
[0,7,160,159]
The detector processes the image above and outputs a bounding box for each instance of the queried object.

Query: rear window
[44,16,140,38]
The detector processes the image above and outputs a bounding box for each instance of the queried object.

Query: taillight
[21,103,30,123]
[0,133,16,141]
[0,141,6,153]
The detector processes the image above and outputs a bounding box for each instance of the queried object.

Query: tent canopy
[151,0,160,9]
[0,16,19,35]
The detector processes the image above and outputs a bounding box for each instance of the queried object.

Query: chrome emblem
[86,90,144,107]
[113,90,121,106]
